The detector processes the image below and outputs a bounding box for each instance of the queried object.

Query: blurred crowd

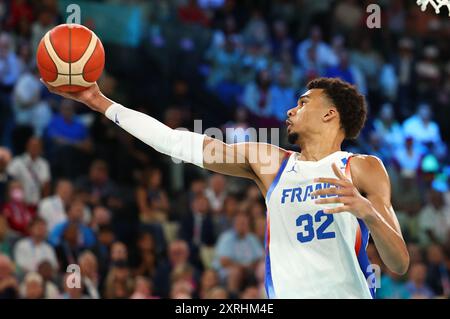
[0,0,450,299]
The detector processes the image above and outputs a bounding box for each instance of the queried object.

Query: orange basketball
[36,24,105,92]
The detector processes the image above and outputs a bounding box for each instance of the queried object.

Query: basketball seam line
[48,32,65,65]
[37,62,104,77]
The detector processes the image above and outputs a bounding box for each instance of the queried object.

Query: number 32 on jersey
[296,210,335,243]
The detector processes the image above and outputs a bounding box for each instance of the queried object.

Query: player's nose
[287,107,296,118]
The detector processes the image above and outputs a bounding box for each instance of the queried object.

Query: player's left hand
[311,162,374,220]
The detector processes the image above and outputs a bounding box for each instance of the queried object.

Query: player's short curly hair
[307,77,367,139]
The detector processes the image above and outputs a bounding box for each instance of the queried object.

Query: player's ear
[322,106,338,123]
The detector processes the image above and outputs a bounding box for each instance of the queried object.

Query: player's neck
[297,136,342,162]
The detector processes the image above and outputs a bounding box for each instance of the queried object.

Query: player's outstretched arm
[42,82,288,195]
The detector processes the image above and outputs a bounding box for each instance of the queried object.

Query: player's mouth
[286,119,292,129]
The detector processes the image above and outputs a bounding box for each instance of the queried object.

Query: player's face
[286,89,328,144]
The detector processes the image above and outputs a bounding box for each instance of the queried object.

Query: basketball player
[42,77,409,298]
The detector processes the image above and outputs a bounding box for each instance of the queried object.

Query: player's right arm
[203,138,287,195]
[42,82,288,196]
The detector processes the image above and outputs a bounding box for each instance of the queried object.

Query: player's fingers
[313,177,348,187]
[314,197,350,205]
[332,162,347,180]
[311,187,350,197]
[323,206,351,214]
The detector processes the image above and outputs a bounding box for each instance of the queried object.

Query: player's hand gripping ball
[36,24,105,92]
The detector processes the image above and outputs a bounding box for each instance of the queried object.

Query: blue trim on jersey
[357,218,376,298]
[264,211,275,298]
[265,154,290,203]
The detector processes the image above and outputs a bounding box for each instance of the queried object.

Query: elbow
[391,252,410,275]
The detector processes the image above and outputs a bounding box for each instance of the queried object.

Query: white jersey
[264,151,375,299]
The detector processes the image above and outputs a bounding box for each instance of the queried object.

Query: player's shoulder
[349,154,385,171]
[348,154,389,186]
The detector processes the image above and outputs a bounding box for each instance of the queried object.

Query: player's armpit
[349,155,410,274]
[203,137,287,195]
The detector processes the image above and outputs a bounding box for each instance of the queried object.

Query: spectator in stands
[0,32,20,90]
[325,50,353,83]
[154,240,194,298]
[75,160,121,210]
[46,100,92,178]
[178,0,210,27]
[7,136,51,206]
[2,180,36,235]
[37,260,60,298]
[225,263,246,298]
[179,193,216,268]
[14,217,58,273]
[243,69,273,119]
[205,173,227,215]
[253,214,266,247]
[16,41,33,74]
[0,147,12,206]
[393,136,425,179]
[0,254,18,299]
[213,211,264,280]
[136,167,170,223]
[403,103,446,159]
[205,286,229,298]
[104,260,134,299]
[49,199,96,248]
[89,205,111,232]
[198,268,220,299]
[372,103,405,154]
[170,263,198,297]
[0,216,15,258]
[350,37,382,93]
[418,187,450,246]
[208,49,242,105]
[272,48,302,91]
[270,20,294,60]
[6,0,34,31]
[133,233,158,279]
[426,244,450,297]
[393,37,416,116]
[269,68,296,122]
[38,179,74,233]
[296,26,337,72]
[30,9,56,54]
[333,0,363,32]
[20,272,44,299]
[90,224,115,281]
[170,278,194,299]
[416,46,440,101]
[242,9,269,47]
[130,275,156,299]
[12,67,52,137]
[240,285,260,299]
[60,273,88,299]
[55,222,86,271]
[404,262,435,298]
[211,194,236,237]
[110,241,129,266]
[78,251,100,299]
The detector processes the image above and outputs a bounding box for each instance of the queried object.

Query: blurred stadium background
[0,0,449,299]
